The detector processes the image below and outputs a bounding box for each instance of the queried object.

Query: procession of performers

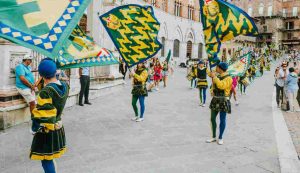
[24,44,282,173]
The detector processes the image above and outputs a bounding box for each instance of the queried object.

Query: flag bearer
[194,60,209,107]
[130,63,149,122]
[206,62,233,145]
[30,59,69,173]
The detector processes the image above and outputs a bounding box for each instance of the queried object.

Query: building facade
[230,0,300,50]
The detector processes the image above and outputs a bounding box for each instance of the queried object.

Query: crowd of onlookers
[274,51,300,112]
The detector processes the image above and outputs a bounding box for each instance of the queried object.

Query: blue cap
[38,58,57,78]
[217,62,228,71]
[198,60,204,64]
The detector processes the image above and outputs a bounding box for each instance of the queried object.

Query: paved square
[0,67,280,173]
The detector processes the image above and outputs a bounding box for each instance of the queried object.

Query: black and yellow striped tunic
[30,81,69,160]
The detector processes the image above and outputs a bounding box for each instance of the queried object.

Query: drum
[241,78,250,87]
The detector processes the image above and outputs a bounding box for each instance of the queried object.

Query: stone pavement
[0,67,281,173]
[282,111,300,159]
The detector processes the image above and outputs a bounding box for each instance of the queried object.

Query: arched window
[186,41,193,58]
[198,43,203,59]
[161,37,166,57]
[173,39,180,57]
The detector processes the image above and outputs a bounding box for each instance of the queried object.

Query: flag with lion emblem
[200,0,258,67]
[100,4,162,67]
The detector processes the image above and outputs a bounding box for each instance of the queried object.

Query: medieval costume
[190,64,198,88]
[153,61,162,90]
[162,61,169,87]
[230,76,239,106]
[207,62,233,145]
[259,57,265,76]
[239,71,249,95]
[131,64,148,122]
[30,59,69,173]
[193,61,209,106]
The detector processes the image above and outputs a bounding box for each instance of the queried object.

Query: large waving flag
[200,0,258,67]
[100,4,162,67]
[57,25,118,69]
[227,52,251,77]
[0,0,91,58]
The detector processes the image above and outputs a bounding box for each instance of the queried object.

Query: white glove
[30,128,36,135]
[55,121,63,130]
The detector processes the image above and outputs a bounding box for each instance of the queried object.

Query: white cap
[23,54,33,60]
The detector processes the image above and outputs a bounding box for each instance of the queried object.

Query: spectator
[119,58,128,80]
[275,63,288,108]
[286,67,300,113]
[15,54,36,112]
[79,67,92,106]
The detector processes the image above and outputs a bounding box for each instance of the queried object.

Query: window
[151,0,156,6]
[268,6,272,16]
[188,5,194,20]
[248,7,253,16]
[260,19,265,25]
[174,1,182,17]
[293,7,298,17]
[173,39,180,57]
[161,0,167,12]
[286,22,294,30]
[263,26,268,32]
[259,4,264,15]
[283,9,287,17]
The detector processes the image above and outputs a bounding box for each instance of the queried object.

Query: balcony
[257,38,273,43]
[253,13,283,19]
[258,30,273,35]
[281,37,300,45]
[279,27,300,32]
[282,12,299,19]
[282,37,300,42]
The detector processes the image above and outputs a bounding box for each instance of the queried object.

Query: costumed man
[239,71,249,95]
[193,60,209,107]
[130,63,149,122]
[259,56,265,76]
[190,63,198,89]
[206,62,233,145]
[30,58,69,173]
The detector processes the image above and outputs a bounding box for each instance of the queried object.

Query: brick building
[230,0,300,50]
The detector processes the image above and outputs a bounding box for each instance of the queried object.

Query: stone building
[230,0,300,50]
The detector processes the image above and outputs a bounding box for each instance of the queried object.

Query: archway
[173,39,180,57]
[186,41,193,58]
[198,43,203,59]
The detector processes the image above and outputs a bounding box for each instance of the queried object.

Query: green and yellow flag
[0,0,91,58]
[99,4,162,67]
[227,52,251,77]
[57,25,118,69]
[200,0,258,67]
[165,50,172,63]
